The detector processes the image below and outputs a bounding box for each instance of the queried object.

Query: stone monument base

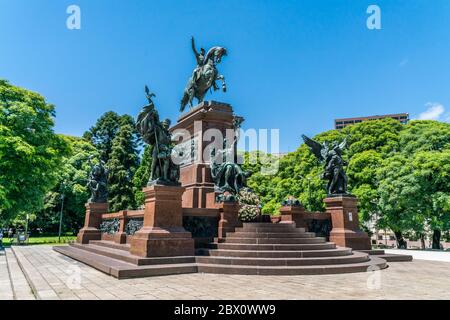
[279,205,307,229]
[329,229,372,250]
[217,201,241,240]
[77,202,108,244]
[77,228,102,244]
[130,227,195,257]
[129,185,195,257]
[325,195,371,250]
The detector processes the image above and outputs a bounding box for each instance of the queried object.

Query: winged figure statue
[302,135,349,196]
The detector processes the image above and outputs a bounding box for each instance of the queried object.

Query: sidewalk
[0,247,36,300]
[7,245,450,300]
[384,249,450,262]
[0,249,14,300]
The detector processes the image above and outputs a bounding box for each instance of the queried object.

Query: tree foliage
[245,119,450,247]
[83,111,136,164]
[30,136,98,233]
[107,124,140,212]
[0,80,69,223]
[132,145,152,207]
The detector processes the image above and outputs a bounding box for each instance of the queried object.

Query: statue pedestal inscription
[325,196,371,250]
[129,185,195,257]
[77,202,108,244]
[171,101,240,209]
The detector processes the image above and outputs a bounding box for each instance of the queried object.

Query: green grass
[1,235,76,246]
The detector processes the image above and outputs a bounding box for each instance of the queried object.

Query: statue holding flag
[136,86,180,186]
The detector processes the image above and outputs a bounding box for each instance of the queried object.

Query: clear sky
[1,0,449,152]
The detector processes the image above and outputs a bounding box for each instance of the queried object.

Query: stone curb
[11,246,40,300]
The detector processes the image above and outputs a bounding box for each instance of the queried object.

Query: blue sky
[1,0,449,152]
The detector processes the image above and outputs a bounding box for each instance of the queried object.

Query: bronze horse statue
[180,37,227,112]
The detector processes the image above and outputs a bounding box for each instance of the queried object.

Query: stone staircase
[54,222,389,279]
[195,222,387,275]
[54,241,198,279]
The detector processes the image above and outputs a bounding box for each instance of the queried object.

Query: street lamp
[58,183,66,243]
[58,194,65,243]
[25,213,29,243]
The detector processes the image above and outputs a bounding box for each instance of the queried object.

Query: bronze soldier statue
[87,156,108,203]
[136,86,180,186]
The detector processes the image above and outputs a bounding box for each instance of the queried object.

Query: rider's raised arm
[191,36,199,58]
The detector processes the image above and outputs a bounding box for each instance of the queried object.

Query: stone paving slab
[0,249,14,300]
[384,249,450,262]
[4,248,35,300]
[8,245,450,300]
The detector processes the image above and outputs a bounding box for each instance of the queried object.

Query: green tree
[377,154,424,248]
[399,120,450,154]
[83,111,136,163]
[412,150,450,248]
[0,80,69,223]
[30,136,98,234]
[132,145,152,207]
[107,124,139,212]
[245,118,450,250]
[396,120,450,248]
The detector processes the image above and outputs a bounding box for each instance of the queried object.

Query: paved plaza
[0,245,449,300]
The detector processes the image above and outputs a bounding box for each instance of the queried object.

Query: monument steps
[195,251,369,266]
[89,240,130,251]
[227,231,317,239]
[70,242,196,266]
[196,247,353,258]
[210,242,337,251]
[54,245,198,279]
[196,256,387,275]
[197,223,388,275]
[356,250,413,262]
[234,226,307,233]
[222,237,327,244]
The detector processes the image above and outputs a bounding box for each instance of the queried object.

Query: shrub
[237,188,260,222]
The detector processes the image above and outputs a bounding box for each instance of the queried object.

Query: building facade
[335,113,409,130]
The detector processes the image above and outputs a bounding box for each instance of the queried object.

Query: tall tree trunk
[420,234,426,250]
[394,231,407,249]
[432,230,441,250]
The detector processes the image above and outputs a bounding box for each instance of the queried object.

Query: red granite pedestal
[325,195,371,250]
[217,201,241,240]
[129,185,195,257]
[170,101,242,209]
[77,202,108,244]
[279,205,308,229]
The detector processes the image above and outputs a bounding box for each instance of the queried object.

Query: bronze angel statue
[302,135,349,196]
[136,86,180,186]
[180,36,227,112]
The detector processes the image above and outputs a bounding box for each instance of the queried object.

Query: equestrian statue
[180,36,228,112]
